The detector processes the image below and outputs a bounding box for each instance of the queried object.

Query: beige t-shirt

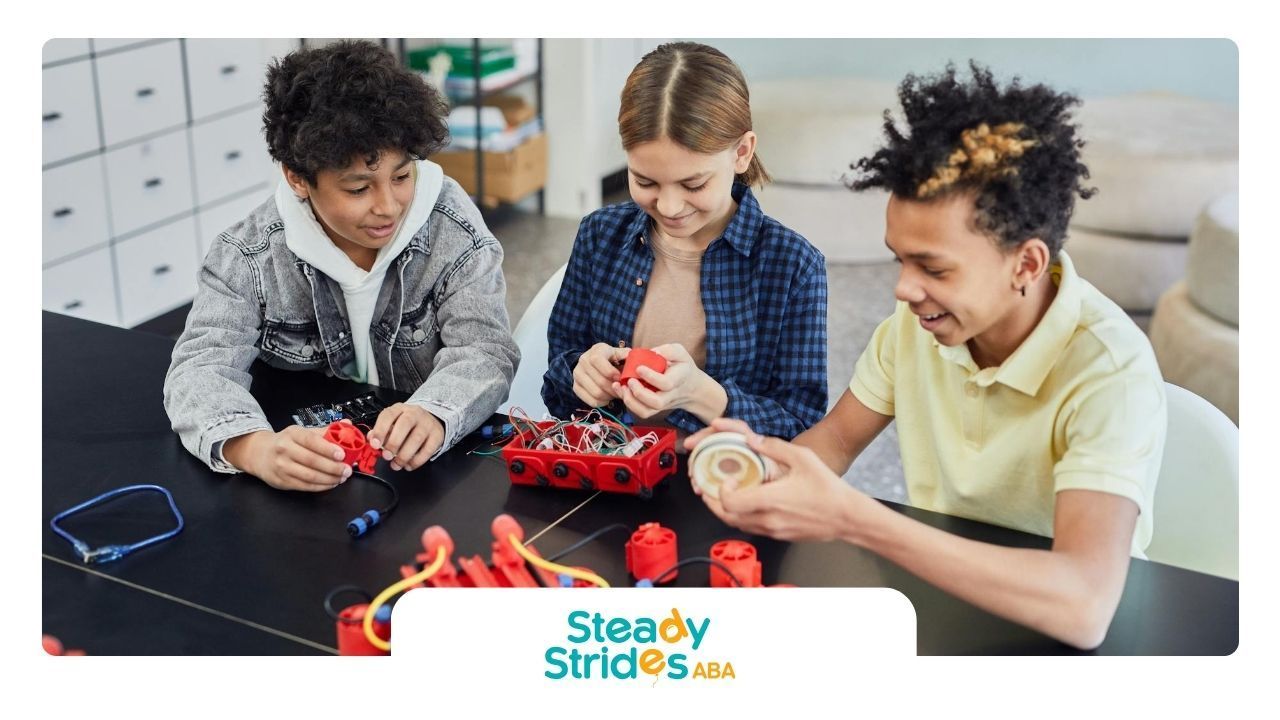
[631,228,708,426]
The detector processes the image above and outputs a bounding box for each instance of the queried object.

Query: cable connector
[82,544,129,564]
[347,509,382,538]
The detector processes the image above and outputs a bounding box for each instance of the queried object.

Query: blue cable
[49,484,185,565]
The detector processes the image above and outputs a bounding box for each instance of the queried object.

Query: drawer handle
[136,87,155,98]
[43,111,62,122]
[224,150,241,161]
[220,64,238,75]
[144,177,163,188]
[53,207,74,218]
[153,264,172,276]
[63,300,83,311]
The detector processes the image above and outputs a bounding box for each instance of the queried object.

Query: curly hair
[262,40,450,185]
[849,61,1095,258]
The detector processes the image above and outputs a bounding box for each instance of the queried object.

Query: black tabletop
[41,311,1239,655]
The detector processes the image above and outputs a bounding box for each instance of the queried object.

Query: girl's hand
[613,343,725,422]
[573,343,629,407]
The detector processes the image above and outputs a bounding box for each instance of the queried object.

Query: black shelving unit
[396,38,545,215]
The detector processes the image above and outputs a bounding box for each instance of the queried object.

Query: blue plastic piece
[558,573,575,588]
[635,578,654,588]
[481,423,514,438]
[347,509,383,538]
[373,604,392,623]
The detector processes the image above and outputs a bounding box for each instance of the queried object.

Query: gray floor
[490,207,910,502]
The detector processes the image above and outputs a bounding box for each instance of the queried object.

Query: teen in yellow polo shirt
[687,63,1166,650]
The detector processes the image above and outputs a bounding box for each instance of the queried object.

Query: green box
[408,45,516,78]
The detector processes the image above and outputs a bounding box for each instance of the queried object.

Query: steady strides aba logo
[544,607,735,682]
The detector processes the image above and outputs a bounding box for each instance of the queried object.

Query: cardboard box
[433,132,547,206]
[483,94,536,128]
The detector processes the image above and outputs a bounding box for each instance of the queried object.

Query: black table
[42,312,1239,655]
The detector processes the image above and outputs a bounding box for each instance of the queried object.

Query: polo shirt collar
[628,182,763,257]
[935,251,1084,396]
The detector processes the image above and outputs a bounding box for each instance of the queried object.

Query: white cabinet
[43,155,111,264]
[115,217,201,327]
[42,38,275,328]
[43,39,91,65]
[191,108,271,206]
[42,60,100,165]
[42,247,119,326]
[95,41,187,146]
[103,129,195,236]
[197,192,265,259]
[186,39,266,121]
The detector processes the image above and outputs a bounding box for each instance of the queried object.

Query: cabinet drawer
[42,247,119,326]
[191,108,271,206]
[186,39,265,121]
[197,191,265,258]
[115,216,200,327]
[92,38,152,53]
[42,60,100,165]
[95,40,187,146]
[103,129,195,237]
[43,156,111,264]
[43,39,91,65]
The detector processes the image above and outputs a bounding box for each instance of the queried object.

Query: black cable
[649,557,745,587]
[324,585,372,623]
[545,523,632,562]
[346,471,399,537]
[352,471,399,517]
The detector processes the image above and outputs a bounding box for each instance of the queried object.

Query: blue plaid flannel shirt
[542,183,828,439]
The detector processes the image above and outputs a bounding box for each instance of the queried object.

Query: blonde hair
[617,42,770,187]
[917,122,1037,199]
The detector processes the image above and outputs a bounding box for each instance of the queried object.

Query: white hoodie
[275,160,444,385]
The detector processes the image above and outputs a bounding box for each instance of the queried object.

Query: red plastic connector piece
[335,604,390,656]
[620,348,668,391]
[709,540,762,588]
[626,522,679,583]
[489,514,560,587]
[325,421,379,474]
[42,634,85,656]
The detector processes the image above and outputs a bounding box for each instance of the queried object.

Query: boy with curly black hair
[687,62,1166,650]
[164,40,520,492]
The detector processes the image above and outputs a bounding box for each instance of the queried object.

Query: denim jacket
[163,177,520,473]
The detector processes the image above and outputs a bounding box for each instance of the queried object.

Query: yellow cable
[507,534,610,588]
[362,546,447,653]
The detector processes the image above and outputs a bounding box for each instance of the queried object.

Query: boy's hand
[700,432,862,543]
[573,342,628,407]
[224,427,352,492]
[367,403,445,471]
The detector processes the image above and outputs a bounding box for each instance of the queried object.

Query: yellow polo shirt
[850,252,1166,555]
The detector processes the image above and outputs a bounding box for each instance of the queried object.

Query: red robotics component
[709,540,763,588]
[324,421,379,474]
[620,348,668,391]
[398,525,501,588]
[503,421,679,498]
[626,522,679,583]
[335,604,390,656]
[42,634,85,656]
[489,514,559,587]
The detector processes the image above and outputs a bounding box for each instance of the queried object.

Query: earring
[1020,286,1026,297]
